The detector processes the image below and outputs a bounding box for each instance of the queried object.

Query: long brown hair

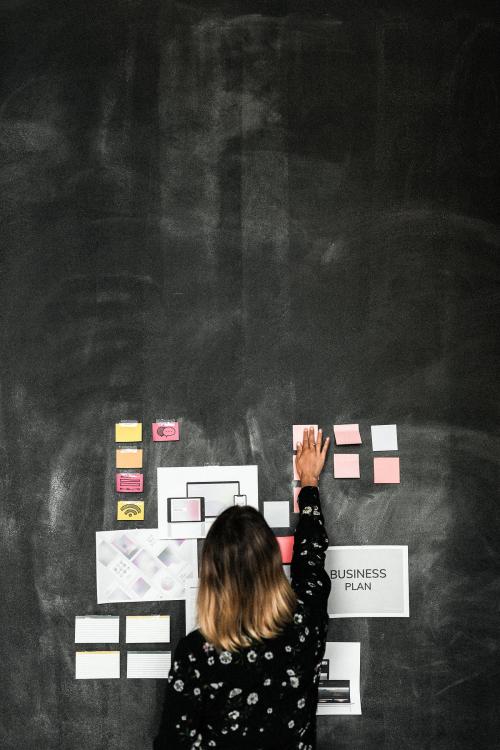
[197,505,297,652]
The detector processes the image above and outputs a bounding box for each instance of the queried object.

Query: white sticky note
[370,424,398,451]
[75,651,120,679]
[283,564,291,581]
[75,616,119,643]
[127,651,171,679]
[263,501,290,528]
[126,615,170,643]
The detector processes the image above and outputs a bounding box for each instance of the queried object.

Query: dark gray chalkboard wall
[1,1,499,748]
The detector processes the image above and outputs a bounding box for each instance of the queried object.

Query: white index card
[370,424,398,451]
[127,651,171,678]
[75,651,120,679]
[75,616,119,643]
[126,615,170,643]
[263,501,290,528]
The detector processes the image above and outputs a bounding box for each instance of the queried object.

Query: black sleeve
[290,485,331,610]
[153,637,206,750]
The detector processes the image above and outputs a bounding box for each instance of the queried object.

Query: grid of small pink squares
[292,424,400,512]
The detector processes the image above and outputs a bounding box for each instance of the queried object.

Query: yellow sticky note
[115,421,142,442]
[116,448,143,469]
[117,500,145,521]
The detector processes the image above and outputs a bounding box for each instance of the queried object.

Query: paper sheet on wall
[127,651,171,679]
[75,651,120,679]
[126,615,170,643]
[96,529,198,604]
[326,545,409,617]
[75,616,119,643]
[158,465,258,539]
[317,642,361,715]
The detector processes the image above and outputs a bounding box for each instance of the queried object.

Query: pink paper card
[292,424,318,451]
[333,423,362,445]
[152,421,179,442]
[293,486,301,513]
[373,457,400,483]
[293,456,300,481]
[116,472,144,493]
[333,454,360,479]
[276,535,294,564]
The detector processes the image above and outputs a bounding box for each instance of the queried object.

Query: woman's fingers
[303,427,310,449]
[316,428,323,454]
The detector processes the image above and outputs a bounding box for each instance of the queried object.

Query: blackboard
[1,1,499,748]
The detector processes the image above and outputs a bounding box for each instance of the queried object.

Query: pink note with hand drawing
[116,472,144,493]
[152,421,179,442]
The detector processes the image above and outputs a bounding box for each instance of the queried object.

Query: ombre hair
[197,505,297,652]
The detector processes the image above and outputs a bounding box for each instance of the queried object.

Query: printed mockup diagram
[326,546,409,618]
[317,642,361,715]
[158,465,258,539]
[96,528,198,604]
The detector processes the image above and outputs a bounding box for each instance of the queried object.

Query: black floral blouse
[153,485,331,750]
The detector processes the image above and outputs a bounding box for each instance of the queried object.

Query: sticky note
[116,448,143,469]
[374,457,400,483]
[126,615,170,643]
[283,564,291,581]
[117,500,145,521]
[263,501,290,528]
[115,421,142,442]
[127,651,171,679]
[116,472,143,493]
[371,424,398,451]
[333,424,362,445]
[75,616,119,643]
[293,486,301,513]
[293,424,318,450]
[333,454,360,479]
[293,457,300,481]
[75,651,120,679]
[276,535,294,564]
[152,421,179,442]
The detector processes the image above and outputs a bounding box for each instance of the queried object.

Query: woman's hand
[295,427,330,487]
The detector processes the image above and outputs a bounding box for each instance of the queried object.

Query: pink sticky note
[152,421,179,441]
[292,424,318,450]
[293,486,301,513]
[374,457,400,483]
[333,454,360,479]
[116,472,144,493]
[293,455,300,481]
[333,423,362,445]
[276,535,294,564]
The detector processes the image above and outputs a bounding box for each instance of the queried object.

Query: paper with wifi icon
[117,501,145,521]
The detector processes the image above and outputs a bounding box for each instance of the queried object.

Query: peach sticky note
[333,454,360,479]
[115,421,142,443]
[373,457,400,483]
[116,448,143,469]
[276,536,294,564]
[333,424,362,445]
[152,421,179,442]
[116,472,144,493]
[292,424,318,450]
[293,486,301,513]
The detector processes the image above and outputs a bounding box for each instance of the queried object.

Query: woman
[153,427,331,749]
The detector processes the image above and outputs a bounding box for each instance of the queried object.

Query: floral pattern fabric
[153,485,331,750]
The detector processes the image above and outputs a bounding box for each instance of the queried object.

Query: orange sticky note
[373,457,400,483]
[116,448,143,469]
[333,454,360,479]
[276,535,294,563]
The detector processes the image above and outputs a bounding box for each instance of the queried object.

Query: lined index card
[125,615,170,644]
